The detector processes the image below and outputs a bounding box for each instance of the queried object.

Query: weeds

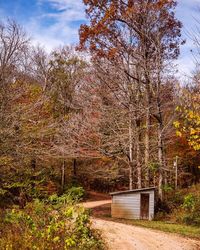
[0,198,104,250]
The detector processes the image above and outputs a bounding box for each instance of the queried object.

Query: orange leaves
[157,0,174,7]
[79,0,182,64]
[107,47,118,59]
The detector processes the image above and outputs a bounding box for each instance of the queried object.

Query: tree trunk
[129,114,133,190]
[175,156,178,189]
[73,159,77,177]
[144,84,150,187]
[164,154,168,186]
[157,90,164,200]
[136,119,142,188]
[129,161,133,190]
[61,160,66,192]
[156,68,164,200]
[158,123,163,200]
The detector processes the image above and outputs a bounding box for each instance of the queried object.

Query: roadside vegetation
[0,188,104,250]
[162,185,200,227]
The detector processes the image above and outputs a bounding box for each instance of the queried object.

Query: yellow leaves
[190,128,196,135]
[188,134,200,151]
[173,121,180,128]
[174,121,182,137]
[53,236,60,243]
[193,144,200,151]
[185,110,200,124]
[176,131,182,137]
[188,110,195,119]
[175,106,200,151]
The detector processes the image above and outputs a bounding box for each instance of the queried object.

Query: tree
[45,46,88,191]
[0,19,29,106]
[0,19,30,172]
[175,76,200,151]
[79,0,183,198]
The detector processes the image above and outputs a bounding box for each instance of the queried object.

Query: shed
[110,187,155,220]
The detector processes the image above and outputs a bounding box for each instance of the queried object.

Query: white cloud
[24,0,86,52]
[175,0,200,77]
[39,0,86,23]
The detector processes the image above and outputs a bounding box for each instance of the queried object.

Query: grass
[112,218,200,240]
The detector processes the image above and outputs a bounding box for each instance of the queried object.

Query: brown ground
[82,194,200,250]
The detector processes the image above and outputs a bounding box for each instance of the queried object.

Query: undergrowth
[159,184,200,227]
[0,198,104,250]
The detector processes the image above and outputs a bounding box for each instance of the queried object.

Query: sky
[0,0,200,77]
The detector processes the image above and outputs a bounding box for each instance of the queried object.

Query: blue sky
[0,0,199,76]
[0,0,86,50]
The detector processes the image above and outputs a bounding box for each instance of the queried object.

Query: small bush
[181,194,200,226]
[156,185,200,227]
[48,187,85,206]
[0,200,103,250]
[66,186,85,202]
[174,193,200,226]
[182,194,196,211]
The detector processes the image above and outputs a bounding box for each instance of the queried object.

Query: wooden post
[174,156,178,189]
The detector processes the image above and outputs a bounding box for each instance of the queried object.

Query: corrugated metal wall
[148,191,154,220]
[111,190,154,220]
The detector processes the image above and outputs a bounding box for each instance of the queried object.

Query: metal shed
[110,187,155,220]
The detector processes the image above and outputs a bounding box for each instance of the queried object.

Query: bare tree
[0,19,30,166]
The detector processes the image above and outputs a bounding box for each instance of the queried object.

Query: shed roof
[110,187,156,196]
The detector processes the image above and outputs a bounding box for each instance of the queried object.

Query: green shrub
[157,185,200,227]
[48,187,85,207]
[182,194,200,226]
[162,184,173,193]
[182,194,196,211]
[175,193,200,226]
[0,200,103,250]
[66,186,85,202]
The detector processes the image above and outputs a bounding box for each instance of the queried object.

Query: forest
[0,1,200,249]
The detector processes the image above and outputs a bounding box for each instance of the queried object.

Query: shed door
[140,193,149,219]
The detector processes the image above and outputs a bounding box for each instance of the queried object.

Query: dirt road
[82,199,200,250]
[93,218,199,250]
